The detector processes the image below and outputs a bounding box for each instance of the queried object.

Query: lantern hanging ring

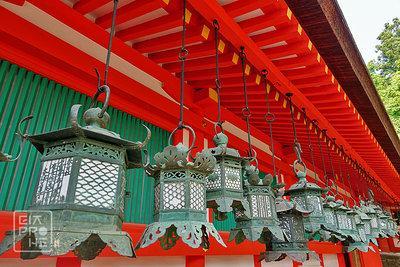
[91,0,118,118]
[168,124,196,152]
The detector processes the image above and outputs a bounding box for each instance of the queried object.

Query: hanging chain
[286,94,302,164]
[262,70,276,176]
[213,20,223,133]
[167,0,196,149]
[325,131,338,195]
[92,0,119,118]
[178,0,188,129]
[303,109,317,183]
[337,144,344,185]
[315,122,328,186]
[240,47,254,158]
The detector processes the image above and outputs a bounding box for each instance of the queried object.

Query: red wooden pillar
[186,255,205,267]
[337,253,347,267]
[377,238,391,252]
[56,257,81,267]
[253,255,261,267]
[292,260,302,267]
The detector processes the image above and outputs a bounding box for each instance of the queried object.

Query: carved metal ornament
[261,187,319,264]
[0,104,150,260]
[345,208,375,253]
[229,163,284,244]
[206,132,250,221]
[284,168,328,241]
[137,142,226,250]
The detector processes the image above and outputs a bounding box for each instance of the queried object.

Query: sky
[336,0,400,64]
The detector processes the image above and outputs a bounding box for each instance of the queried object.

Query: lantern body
[285,173,327,240]
[230,165,284,244]
[137,144,226,250]
[346,212,374,253]
[206,133,250,220]
[0,105,148,260]
[321,196,346,241]
[334,201,360,242]
[262,189,318,263]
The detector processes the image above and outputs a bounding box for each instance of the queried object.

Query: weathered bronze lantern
[321,195,346,242]
[345,207,375,252]
[136,0,225,251]
[0,100,150,260]
[333,200,360,243]
[136,138,225,250]
[357,201,378,245]
[206,132,250,221]
[229,163,284,244]
[262,186,318,263]
[342,206,369,252]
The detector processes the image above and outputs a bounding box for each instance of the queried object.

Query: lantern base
[260,250,319,263]
[0,229,134,260]
[229,223,284,244]
[137,221,226,250]
[208,197,251,221]
[345,243,375,253]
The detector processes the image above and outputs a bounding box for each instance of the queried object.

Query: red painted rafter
[73,0,109,15]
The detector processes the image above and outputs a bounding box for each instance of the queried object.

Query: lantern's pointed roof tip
[24,105,150,168]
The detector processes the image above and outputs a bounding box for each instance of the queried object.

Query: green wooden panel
[213,212,236,231]
[0,60,169,224]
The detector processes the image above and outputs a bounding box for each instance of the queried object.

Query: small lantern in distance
[321,195,346,242]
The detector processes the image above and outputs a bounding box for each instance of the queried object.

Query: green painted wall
[0,60,169,224]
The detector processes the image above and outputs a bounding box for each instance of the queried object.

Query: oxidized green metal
[346,206,375,252]
[357,201,378,246]
[333,200,360,243]
[261,186,318,263]
[136,139,226,250]
[0,102,150,260]
[284,166,328,240]
[321,196,346,242]
[206,132,250,221]
[229,163,284,244]
[342,206,370,252]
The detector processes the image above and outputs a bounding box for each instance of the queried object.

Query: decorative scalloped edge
[262,250,319,263]
[0,230,134,259]
[214,198,251,218]
[137,221,226,250]
[230,225,285,244]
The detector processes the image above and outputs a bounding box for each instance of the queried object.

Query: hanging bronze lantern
[365,190,388,238]
[321,195,346,242]
[136,0,225,251]
[229,161,284,244]
[136,134,225,250]
[206,132,250,221]
[333,200,361,245]
[345,206,376,252]
[261,185,319,263]
[0,98,150,260]
[342,206,371,252]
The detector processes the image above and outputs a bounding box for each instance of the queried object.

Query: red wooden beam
[3,0,25,6]
[283,65,327,80]
[252,26,299,47]
[223,0,274,18]
[73,0,109,15]
[239,11,288,34]
[95,0,169,28]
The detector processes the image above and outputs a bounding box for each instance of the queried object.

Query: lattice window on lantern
[365,222,371,234]
[35,158,73,205]
[380,220,387,229]
[163,182,185,210]
[250,195,259,217]
[292,215,305,241]
[292,196,306,210]
[154,184,161,212]
[371,217,378,228]
[190,172,205,181]
[206,166,222,190]
[224,166,241,190]
[359,227,366,240]
[190,182,205,210]
[325,210,336,225]
[279,216,292,240]
[347,217,354,230]
[307,195,322,215]
[74,158,119,209]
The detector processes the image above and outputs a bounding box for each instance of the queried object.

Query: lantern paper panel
[136,143,226,250]
[229,165,284,244]
[0,105,150,260]
[206,133,250,221]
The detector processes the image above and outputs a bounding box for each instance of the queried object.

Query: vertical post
[186,255,205,267]
[253,255,261,267]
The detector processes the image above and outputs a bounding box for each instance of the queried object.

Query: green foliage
[368,18,400,136]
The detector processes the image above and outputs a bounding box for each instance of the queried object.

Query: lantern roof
[26,105,149,168]
[275,189,312,215]
[208,133,241,158]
